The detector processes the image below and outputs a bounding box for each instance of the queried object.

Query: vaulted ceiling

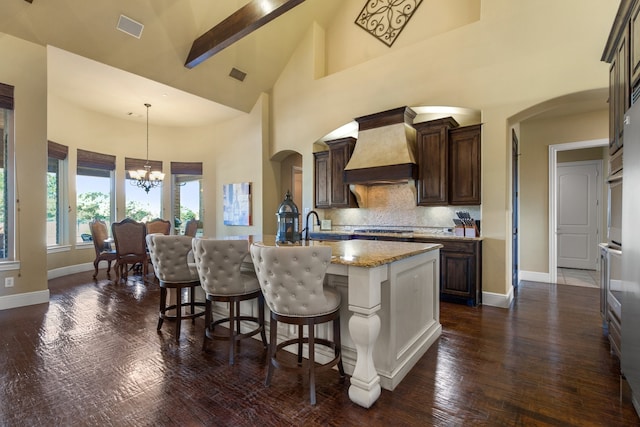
[1,0,343,126]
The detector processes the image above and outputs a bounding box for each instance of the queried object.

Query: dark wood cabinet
[415,119,481,206]
[314,137,357,208]
[413,237,482,306]
[449,124,482,205]
[604,0,633,155]
[610,29,628,155]
[326,138,357,208]
[414,117,459,205]
[631,0,640,90]
[314,151,330,208]
[439,240,482,306]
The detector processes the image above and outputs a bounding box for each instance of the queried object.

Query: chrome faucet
[304,210,320,241]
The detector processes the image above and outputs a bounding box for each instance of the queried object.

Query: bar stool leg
[266,316,277,386]
[229,297,236,365]
[175,287,182,342]
[308,320,316,405]
[158,286,166,330]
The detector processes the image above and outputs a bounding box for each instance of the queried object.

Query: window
[47,141,68,246]
[125,157,162,222]
[171,162,203,234]
[0,83,15,260]
[76,149,115,243]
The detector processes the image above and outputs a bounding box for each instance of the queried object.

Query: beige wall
[519,110,608,273]
[0,34,48,298]
[46,94,266,270]
[1,0,621,305]
[268,0,617,297]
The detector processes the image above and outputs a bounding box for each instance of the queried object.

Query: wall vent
[229,67,247,82]
[117,15,144,39]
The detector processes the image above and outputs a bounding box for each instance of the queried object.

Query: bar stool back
[192,238,267,365]
[146,234,205,341]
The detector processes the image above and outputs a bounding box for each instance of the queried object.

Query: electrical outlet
[4,277,14,287]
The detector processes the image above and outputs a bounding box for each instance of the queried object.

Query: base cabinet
[415,238,482,306]
[326,232,483,306]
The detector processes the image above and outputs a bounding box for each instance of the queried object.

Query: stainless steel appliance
[607,148,623,249]
[600,242,622,356]
[622,99,640,414]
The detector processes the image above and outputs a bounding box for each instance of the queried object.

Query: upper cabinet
[414,117,459,205]
[604,0,639,155]
[313,150,330,209]
[415,118,482,206]
[314,137,357,208]
[449,124,482,205]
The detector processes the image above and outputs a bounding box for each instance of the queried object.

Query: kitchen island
[245,236,442,408]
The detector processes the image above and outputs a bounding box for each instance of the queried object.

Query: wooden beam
[185,0,305,69]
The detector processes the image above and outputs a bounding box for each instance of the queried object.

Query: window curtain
[48,140,68,160]
[125,157,163,179]
[77,149,116,177]
[0,83,14,110]
[170,162,202,175]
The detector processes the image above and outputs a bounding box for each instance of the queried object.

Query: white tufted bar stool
[146,234,205,341]
[192,238,267,365]
[250,242,345,405]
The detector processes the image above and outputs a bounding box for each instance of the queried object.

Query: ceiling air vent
[117,15,144,39]
[229,67,247,82]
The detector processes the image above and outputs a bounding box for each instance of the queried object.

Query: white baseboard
[519,270,550,283]
[0,289,50,310]
[482,287,514,308]
[48,263,94,280]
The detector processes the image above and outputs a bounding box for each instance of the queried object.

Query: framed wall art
[223,182,252,226]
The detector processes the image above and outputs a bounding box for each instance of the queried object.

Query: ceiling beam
[185,0,305,69]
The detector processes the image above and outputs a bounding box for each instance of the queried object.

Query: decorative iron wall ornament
[355,0,423,47]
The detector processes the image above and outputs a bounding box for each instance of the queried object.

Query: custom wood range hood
[343,106,418,185]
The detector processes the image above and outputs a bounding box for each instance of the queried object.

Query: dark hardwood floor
[0,273,638,426]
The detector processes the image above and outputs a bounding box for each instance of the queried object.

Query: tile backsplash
[320,182,480,232]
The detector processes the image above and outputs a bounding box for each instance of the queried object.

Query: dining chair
[250,242,345,405]
[147,234,205,341]
[184,219,199,237]
[146,218,171,235]
[89,219,117,279]
[192,238,267,364]
[111,218,148,282]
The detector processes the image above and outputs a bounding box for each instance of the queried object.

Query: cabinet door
[449,124,481,205]
[314,151,330,208]
[327,137,356,208]
[631,0,640,89]
[415,118,458,206]
[440,249,476,301]
[617,28,629,153]
[610,60,618,154]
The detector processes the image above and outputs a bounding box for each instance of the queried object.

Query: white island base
[202,238,441,409]
[326,248,441,407]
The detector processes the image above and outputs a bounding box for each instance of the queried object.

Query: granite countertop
[240,235,442,268]
[309,230,483,242]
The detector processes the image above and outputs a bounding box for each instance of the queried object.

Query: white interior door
[557,162,599,269]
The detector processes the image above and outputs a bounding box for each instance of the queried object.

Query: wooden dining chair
[146,218,171,235]
[89,219,117,279]
[111,218,148,282]
[183,219,199,237]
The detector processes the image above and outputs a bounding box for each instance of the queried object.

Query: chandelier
[128,103,164,193]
